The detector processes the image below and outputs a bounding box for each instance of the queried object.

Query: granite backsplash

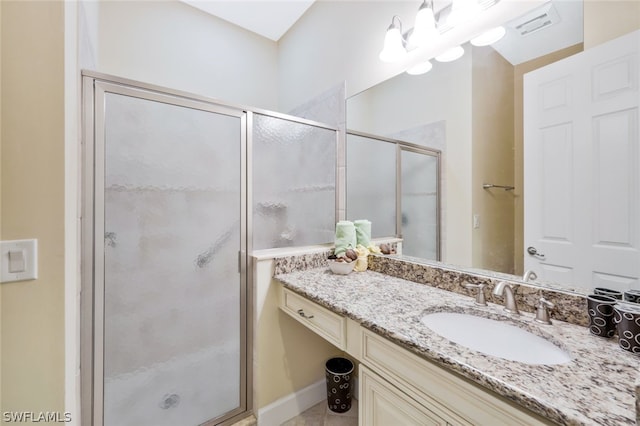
[273,251,588,327]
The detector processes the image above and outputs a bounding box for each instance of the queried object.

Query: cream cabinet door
[359,365,448,426]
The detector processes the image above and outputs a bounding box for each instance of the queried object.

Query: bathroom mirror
[346,0,594,292]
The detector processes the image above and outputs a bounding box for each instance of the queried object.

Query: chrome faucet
[492,281,520,315]
[534,297,554,325]
[522,270,538,282]
[463,282,487,306]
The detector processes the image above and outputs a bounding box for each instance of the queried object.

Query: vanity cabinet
[278,285,554,426]
[358,329,552,426]
[360,365,451,425]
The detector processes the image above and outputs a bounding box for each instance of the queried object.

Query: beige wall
[254,259,339,410]
[584,0,640,49]
[471,46,515,274]
[0,0,3,414]
[97,0,279,111]
[1,0,66,421]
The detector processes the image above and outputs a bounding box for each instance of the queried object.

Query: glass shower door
[94,83,246,426]
[400,147,440,260]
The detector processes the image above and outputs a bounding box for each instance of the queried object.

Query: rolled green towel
[334,221,356,257]
[354,219,371,247]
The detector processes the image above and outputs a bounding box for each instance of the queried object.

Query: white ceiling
[491,0,583,65]
[180,0,316,41]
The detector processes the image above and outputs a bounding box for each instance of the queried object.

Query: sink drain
[159,393,180,409]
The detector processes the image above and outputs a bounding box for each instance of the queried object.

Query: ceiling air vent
[509,2,561,37]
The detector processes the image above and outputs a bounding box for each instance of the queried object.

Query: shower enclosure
[81,72,338,426]
[346,131,441,260]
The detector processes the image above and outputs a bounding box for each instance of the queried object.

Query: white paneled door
[524,30,640,291]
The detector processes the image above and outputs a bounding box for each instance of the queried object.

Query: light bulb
[470,26,506,46]
[409,1,439,48]
[379,22,407,63]
[406,60,433,75]
[435,45,465,62]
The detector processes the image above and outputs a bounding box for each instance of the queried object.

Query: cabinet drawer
[280,287,346,350]
[361,330,552,426]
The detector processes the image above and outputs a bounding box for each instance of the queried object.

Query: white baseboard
[257,379,326,426]
[256,377,360,426]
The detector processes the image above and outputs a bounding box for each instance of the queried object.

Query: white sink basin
[420,312,572,365]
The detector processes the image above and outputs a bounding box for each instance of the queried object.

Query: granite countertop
[275,267,639,425]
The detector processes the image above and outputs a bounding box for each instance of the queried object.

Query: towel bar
[482,183,515,191]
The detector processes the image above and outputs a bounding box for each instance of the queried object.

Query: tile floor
[281,399,358,426]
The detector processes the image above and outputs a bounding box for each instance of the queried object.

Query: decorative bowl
[328,259,355,275]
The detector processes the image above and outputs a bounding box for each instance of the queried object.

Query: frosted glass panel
[401,149,438,259]
[103,93,241,426]
[252,114,336,249]
[346,134,396,237]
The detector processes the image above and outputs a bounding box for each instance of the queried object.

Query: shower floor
[104,344,239,426]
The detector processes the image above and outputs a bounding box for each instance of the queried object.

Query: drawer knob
[297,309,314,319]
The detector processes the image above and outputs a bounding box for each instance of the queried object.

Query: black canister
[325,357,354,413]
[614,302,640,354]
[587,294,618,338]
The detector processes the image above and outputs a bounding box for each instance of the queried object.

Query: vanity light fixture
[406,60,433,75]
[379,0,521,75]
[435,45,465,62]
[409,0,439,48]
[470,25,506,46]
[447,0,482,27]
[379,16,408,63]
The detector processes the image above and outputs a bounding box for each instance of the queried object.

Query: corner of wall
[471,46,515,274]
[0,0,3,419]
[0,0,66,419]
[64,1,81,424]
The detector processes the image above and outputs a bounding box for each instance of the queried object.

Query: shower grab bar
[483,183,515,191]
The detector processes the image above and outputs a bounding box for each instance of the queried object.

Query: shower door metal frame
[81,72,251,426]
[397,144,442,262]
[346,130,442,260]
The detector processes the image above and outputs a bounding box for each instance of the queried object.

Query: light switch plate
[1,239,38,283]
[473,214,481,229]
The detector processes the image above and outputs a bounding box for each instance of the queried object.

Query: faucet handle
[463,282,488,306]
[534,297,554,325]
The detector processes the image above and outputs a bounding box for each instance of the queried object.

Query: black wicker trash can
[325,357,354,413]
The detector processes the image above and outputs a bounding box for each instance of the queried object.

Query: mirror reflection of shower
[346,131,441,260]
